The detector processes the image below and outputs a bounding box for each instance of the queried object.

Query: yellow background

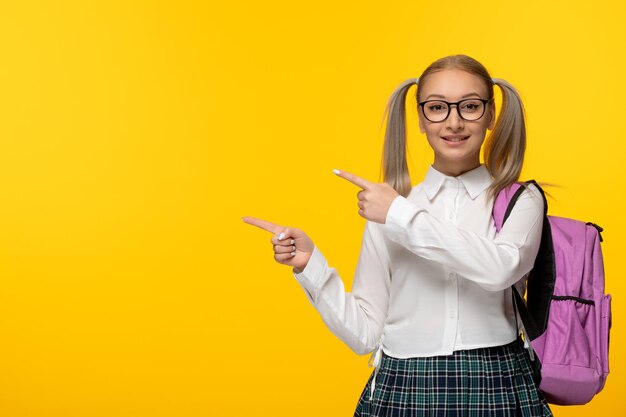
[0,0,623,416]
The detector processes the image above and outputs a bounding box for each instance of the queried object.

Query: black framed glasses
[418,98,492,123]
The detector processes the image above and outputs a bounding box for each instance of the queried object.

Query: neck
[432,160,481,177]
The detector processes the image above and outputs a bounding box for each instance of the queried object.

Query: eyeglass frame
[418,98,493,123]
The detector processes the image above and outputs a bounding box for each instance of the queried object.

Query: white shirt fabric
[292,164,544,361]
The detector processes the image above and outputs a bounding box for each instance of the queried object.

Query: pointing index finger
[242,216,283,234]
[333,169,371,189]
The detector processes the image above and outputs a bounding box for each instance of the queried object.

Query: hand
[334,169,400,224]
[242,216,315,273]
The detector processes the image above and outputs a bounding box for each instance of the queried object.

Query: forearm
[383,189,543,291]
[293,245,387,355]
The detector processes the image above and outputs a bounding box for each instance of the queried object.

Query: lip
[441,135,470,145]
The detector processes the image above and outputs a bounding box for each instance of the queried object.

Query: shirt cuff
[292,245,330,294]
[384,195,420,236]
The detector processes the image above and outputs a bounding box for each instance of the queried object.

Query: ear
[418,113,426,134]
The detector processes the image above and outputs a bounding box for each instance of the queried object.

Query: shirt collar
[422,164,492,200]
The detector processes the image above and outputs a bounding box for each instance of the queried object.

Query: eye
[460,100,482,112]
[426,102,447,113]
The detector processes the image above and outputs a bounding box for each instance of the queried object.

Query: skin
[242,170,397,273]
[243,69,495,274]
[419,69,495,176]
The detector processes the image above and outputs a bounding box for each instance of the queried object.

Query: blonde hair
[381,54,526,201]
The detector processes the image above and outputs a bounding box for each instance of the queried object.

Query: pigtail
[379,79,417,197]
[484,78,527,200]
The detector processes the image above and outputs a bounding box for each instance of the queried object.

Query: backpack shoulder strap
[494,179,553,341]
[493,182,525,232]
[493,180,549,232]
[525,180,549,216]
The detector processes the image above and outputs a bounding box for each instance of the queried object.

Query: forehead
[419,69,488,100]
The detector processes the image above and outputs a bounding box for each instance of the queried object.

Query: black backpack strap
[525,180,549,216]
[503,180,548,222]
[502,184,528,225]
[512,285,542,340]
[512,288,543,386]
[503,179,556,341]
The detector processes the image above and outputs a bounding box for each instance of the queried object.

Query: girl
[243,54,552,416]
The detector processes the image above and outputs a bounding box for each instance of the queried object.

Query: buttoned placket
[441,178,461,352]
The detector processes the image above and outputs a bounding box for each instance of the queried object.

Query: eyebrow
[424,93,482,100]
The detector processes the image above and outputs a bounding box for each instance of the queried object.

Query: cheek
[472,119,492,137]
[424,128,442,148]
[419,116,437,135]
[424,135,437,151]
[470,128,488,142]
[423,126,437,142]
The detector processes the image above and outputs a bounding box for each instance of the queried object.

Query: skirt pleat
[353,339,553,417]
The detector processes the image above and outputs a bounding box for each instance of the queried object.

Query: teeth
[445,137,467,142]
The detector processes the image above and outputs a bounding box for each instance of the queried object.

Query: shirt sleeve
[383,184,544,292]
[292,220,391,355]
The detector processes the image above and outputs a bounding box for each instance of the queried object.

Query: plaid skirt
[354,339,553,417]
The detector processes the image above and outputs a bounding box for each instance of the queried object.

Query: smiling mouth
[442,136,469,142]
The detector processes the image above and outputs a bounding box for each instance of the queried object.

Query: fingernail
[278,232,285,240]
[291,251,295,256]
[290,239,295,244]
[333,169,341,175]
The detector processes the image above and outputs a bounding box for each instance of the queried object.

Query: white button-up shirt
[292,164,544,362]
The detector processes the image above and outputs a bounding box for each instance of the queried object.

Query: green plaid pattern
[354,339,553,417]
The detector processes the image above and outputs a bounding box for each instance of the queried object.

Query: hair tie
[491,77,497,84]
[415,77,419,85]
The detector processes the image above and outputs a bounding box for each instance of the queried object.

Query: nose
[445,104,464,130]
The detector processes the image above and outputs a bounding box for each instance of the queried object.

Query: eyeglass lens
[422,99,486,122]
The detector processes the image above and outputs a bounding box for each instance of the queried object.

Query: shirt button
[449,310,456,319]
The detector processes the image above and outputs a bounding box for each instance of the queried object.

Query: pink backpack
[493,180,611,405]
